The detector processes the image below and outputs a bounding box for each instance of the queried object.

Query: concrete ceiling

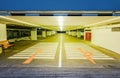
[0,16,120,30]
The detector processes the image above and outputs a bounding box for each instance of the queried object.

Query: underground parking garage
[0,15,120,78]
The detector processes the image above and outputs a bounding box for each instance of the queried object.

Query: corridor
[0,34,120,78]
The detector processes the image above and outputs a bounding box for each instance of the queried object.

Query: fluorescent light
[0,16,38,26]
[58,16,64,31]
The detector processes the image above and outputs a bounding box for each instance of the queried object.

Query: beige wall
[91,25,120,54]
[0,24,7,41]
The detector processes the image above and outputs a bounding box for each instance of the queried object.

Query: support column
[66,31,69,34]
[31,28,37,40]
[42,29,46,38]
[50,31,52,36]
[51,31,56,35]
[47,31,52,36]
[77,29,81,38]
[71,31,74,36]
[0,24,7,54]
[72,30,77,36]
[0,24,7,41]
[69,30,72,35]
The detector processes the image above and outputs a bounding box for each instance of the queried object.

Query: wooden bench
[0,40,14,51]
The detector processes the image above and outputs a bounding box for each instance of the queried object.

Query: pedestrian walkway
[8,42,58,59]
[65,43,114,60]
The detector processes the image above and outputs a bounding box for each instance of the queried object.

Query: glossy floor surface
[0,34,120,78]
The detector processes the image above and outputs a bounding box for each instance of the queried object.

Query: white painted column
[50,31,52,36]
[47,31,52,36]
[42,30,46,38]
[31,28,37,40]
[52,31,56,35]
[66,31,69,34]
[71,31,74,36]
[72,30,77,36]
[0,24,7,41]
[69,30,72,35]
[68,30,71,35]
[77,30,81,38]
[0,24,7,54]
[0,46,2,54]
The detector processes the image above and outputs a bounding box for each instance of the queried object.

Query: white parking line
[58,35,62,67]
[65,43,114,60]
[8,42,58,60]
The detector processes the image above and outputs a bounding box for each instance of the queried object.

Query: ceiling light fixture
[58,16,64,31]
[0,16,38,26]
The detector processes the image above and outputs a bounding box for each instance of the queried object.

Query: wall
[0,24,7,41]
[91,25,120,54]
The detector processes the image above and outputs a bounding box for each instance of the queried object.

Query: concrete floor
[0,34,120,78]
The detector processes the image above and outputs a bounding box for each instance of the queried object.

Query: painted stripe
[78,48,96,64]
[65,43,114,61]
[9,56,54,59]
[58,35,62,67]
[67,58,114,60]
[8,42,58,60]
[23,49,42,64]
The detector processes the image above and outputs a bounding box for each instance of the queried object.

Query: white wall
[0,24,7,41]
[92,25,120,54]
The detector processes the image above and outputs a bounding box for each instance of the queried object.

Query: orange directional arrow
[78,48,96,64]
[23,49,42,64]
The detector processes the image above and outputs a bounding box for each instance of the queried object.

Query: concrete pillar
[42,30,46,38]
[68,30,71,35]
[72,30,77,36]
[0,24,7,54]
[54,31,57,35]
[71,31,74,36]
[31,28,37,40]
[47,31,52,36]
[0,46,2,54]
[66,31,69,34]
[0,24,7,41]
[51,31,56,35]
[49,31,51,36]
[77,29,81,38]
[51,31,54,35]
[69,30,72,35]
